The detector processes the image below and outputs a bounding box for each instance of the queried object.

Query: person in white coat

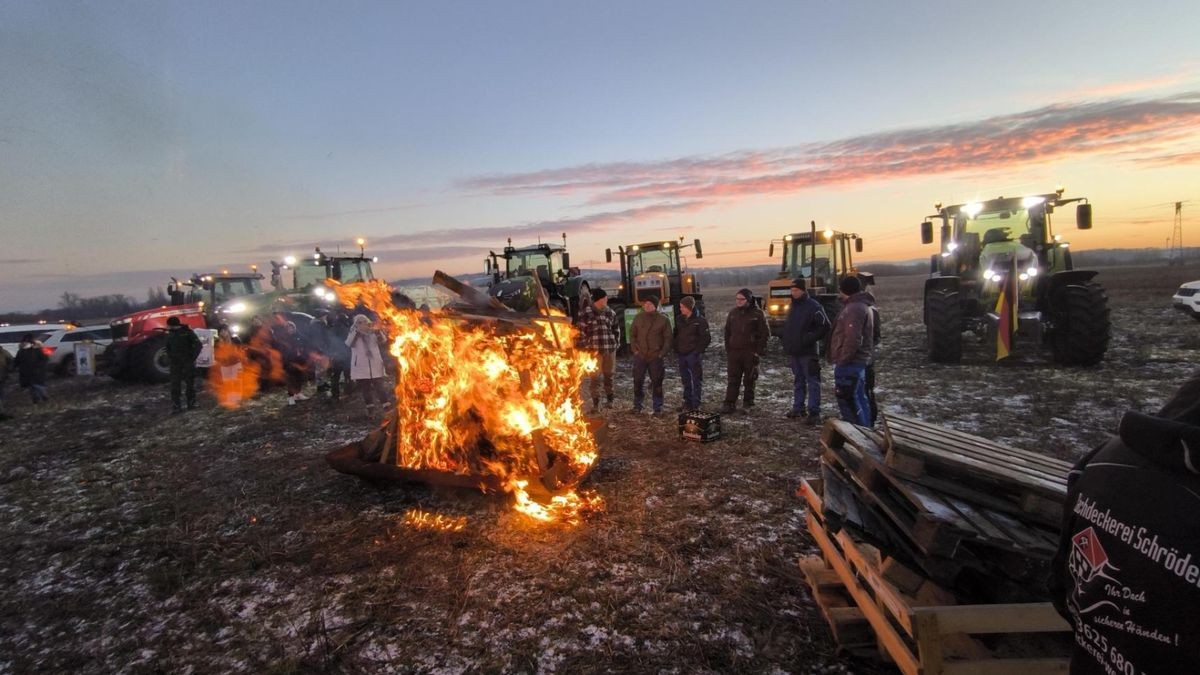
[345,314,389,412]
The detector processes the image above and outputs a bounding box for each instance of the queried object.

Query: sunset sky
[2,1,1199,310]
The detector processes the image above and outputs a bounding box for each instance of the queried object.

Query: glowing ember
[403,508,467,532]
[336,280,604,524]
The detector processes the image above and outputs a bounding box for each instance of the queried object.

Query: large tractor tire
[1051,282,1111,366]
[138,338,172,383]
[925,289,963,363]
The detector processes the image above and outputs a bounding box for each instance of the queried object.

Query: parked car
[42,325,113,375]
[0,322,64,359]
[1172,280,1200,321]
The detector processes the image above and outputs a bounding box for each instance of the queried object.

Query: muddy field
[1,264,1197,673]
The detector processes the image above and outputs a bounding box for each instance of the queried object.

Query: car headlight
[225,302,248,314]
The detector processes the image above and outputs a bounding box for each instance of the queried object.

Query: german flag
[995,256,1018,360]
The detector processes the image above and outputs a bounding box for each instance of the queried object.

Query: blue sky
[2,1,1199,310]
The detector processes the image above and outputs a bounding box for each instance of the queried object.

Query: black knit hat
[642,293,659,305]
[736,288,753,301]
[791,278,806,290]
[838,276,862,295]
[591,287,607,301]
[166,316,181,326]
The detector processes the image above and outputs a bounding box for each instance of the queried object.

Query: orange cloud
[462,92,1200,208]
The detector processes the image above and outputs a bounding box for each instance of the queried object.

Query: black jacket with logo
[1050,371,1200,674]
[673,312,711,355]
[780,294,829,357]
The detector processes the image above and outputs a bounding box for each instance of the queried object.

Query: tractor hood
[488,276,539,312]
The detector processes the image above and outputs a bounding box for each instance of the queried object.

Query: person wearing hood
[720,288,769,414]
[827,276,874,426]
[1050,371,1200,673]
[780,278,829,425]
[164,317,202,413]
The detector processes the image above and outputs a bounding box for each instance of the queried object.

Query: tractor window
[957,208,1032,246]
[336,260,373,283]
[789,241,834,287]
[506,251,551,277]
[629,248,677,276]
[212,278,263,303]
[294,262,328,289]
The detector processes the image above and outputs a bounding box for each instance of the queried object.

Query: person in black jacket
[673,296,711,412]
[1050,371,1200,674]
[720,288,769,414]
[780,278,829,425]
[164,317,202,413]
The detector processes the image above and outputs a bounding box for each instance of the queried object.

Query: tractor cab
[764,223,865,335]
[167,271,265,309]
[485,235,591,319]
[282,248,376,291]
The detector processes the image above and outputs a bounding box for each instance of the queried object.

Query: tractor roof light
[313,253,321,259]
[947,241,959,252]
[1022,196,1045,208]
[372,256,379,263]
[941,252,951,258]
[284,255,297,266]
[1056,185,1065,196]
[784,234,793,241]
[663,241,671,248]
[1054,234,1063,242]
[631,244,640,251]
[823,228,834,239]
[963,202,984,217]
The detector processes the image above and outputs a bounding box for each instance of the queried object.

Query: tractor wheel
[925,289,963,363]
[138,339,172,383]
[1051,282,1111,366]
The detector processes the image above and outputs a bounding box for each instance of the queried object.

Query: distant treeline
[0,287,170,325]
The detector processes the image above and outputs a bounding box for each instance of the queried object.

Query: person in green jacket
[165,316,203,413]
[629,294,672,415]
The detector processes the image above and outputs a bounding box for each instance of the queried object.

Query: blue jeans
[632,355,665,412]
[787,355,821,414]
[677,352,703,410]
[833,363,870,426]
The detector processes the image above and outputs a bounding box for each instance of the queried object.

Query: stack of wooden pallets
[799,414,1076,673]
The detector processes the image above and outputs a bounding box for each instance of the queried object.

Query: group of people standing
[575,275,880,426]
[164,307,394,414]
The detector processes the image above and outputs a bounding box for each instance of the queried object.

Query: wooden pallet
[798,477,1071,675]
[881,414,1072,525]
[821,421,1060,561]
[798,556,878,657]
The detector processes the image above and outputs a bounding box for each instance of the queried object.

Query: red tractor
[107,271,265,382]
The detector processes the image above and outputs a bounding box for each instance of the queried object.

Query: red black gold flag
[995,257,1018,360]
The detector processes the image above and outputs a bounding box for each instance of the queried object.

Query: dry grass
[0,263,1196,673]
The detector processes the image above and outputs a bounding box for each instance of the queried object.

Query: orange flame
[337,281,603,524]
[209,341,261,408]
[403,508,467,532]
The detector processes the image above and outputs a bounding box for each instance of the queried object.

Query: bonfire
[327,277,604,525]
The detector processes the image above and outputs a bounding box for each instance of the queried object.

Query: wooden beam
[808,513,922,675]
[911,604,1070,634]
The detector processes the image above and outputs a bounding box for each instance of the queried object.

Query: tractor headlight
[769,303,780,312]
[1027,266,1038,277]
[313,287,328,299]
[1019,273,1029,281]
[225,302,248,314]
[947,241,959,252]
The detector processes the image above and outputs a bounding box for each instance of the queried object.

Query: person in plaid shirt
[577,287,620,413]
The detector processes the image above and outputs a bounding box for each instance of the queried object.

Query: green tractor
[764,221,867,336]
[215,245,378,336]
[919,189,1110,365]
[484,234,593,320]
[604,237,704,346]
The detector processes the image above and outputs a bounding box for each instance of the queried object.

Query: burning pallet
[797,415,1074,672]
[326,272,604,523]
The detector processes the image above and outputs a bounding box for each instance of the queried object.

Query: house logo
[1069,527,1117,583]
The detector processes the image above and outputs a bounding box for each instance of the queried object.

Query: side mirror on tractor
[605,248,613,263]
[693,239,703,259]
[769,242,775,257]
[920,221,933,244]
[855,238,864,253]
[1076,203,1092,230]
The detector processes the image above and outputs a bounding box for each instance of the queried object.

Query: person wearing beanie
[720,288,769,414]
[1051,370,1200,673]
[164,315,202,413]
[672,295,710,412]
[577,286,620,413]
[781,277,830,425]
[827,275,873,426]
[629,294,672,415]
